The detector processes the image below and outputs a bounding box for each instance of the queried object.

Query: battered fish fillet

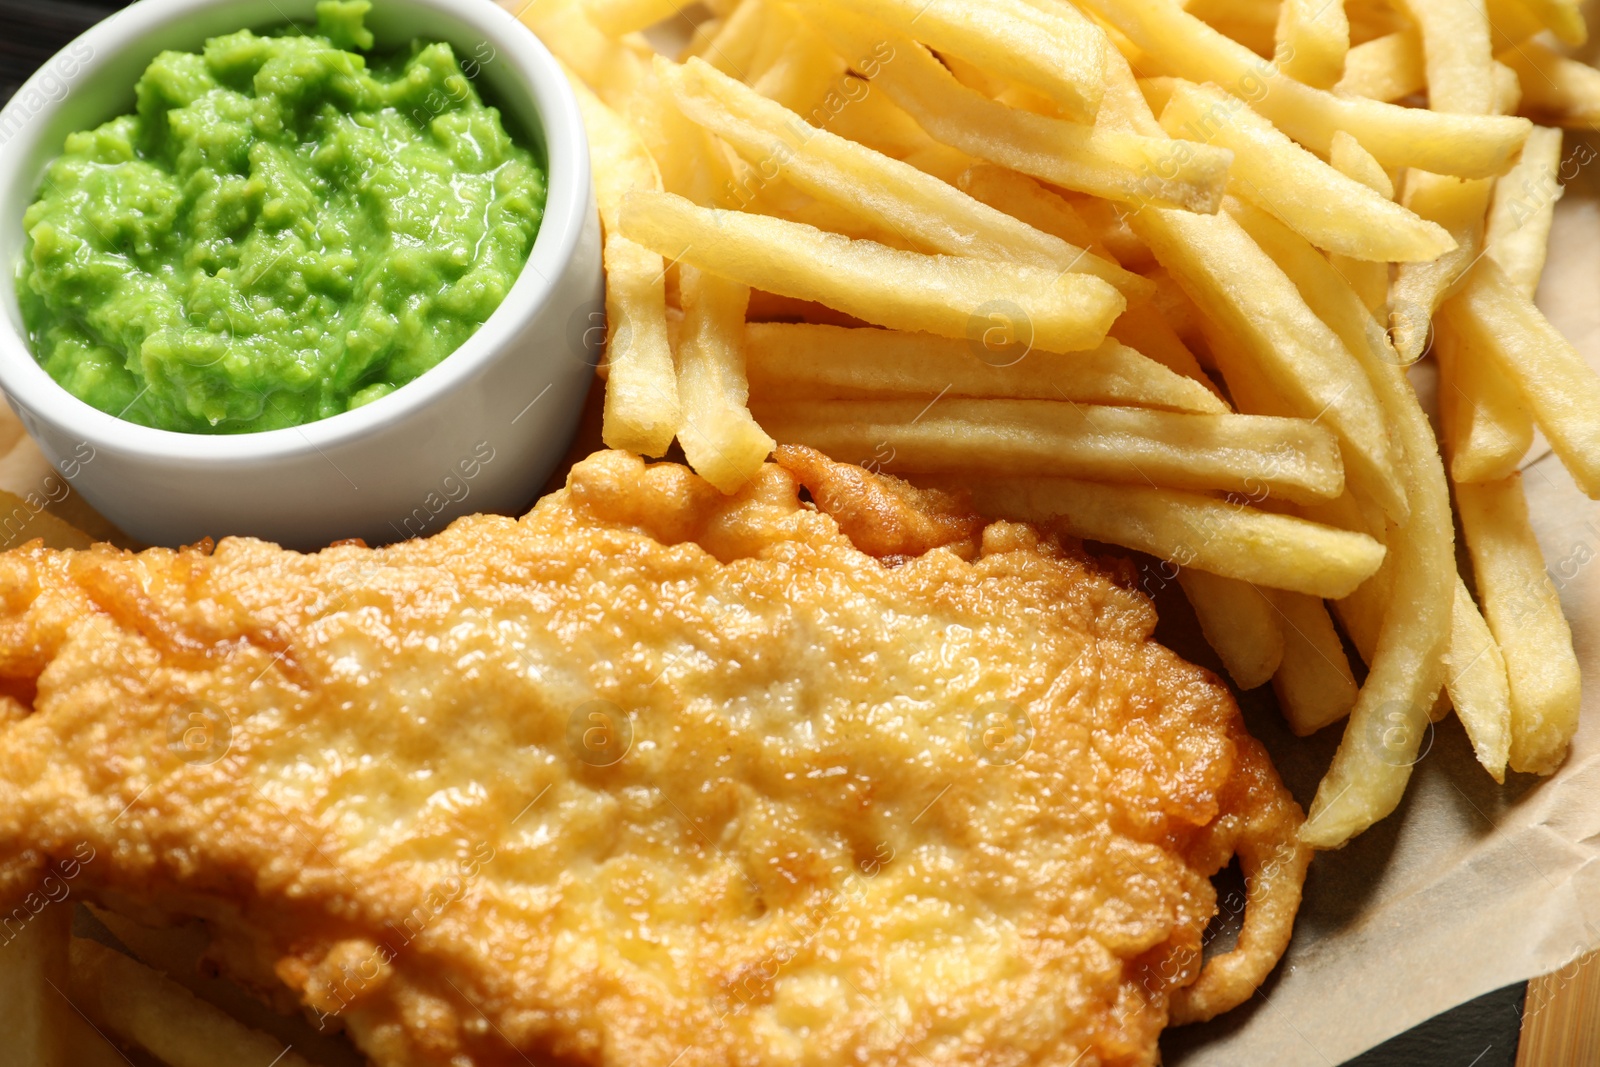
[0,447,1309,1067]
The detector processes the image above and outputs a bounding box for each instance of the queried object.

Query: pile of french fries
[517,0,1600,849]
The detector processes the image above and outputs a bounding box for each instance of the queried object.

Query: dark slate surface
[4,2,1531,1064]
[0,0,126,101]
[1347,985,1525,1067]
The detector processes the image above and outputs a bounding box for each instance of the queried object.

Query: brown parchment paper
[4,11,1600,1064]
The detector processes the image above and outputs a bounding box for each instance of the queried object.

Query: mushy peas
[18,1,546,433]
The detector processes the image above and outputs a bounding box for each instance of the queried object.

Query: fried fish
[0,447,1308,1067]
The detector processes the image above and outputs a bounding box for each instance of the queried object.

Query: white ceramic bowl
[0,0,602,548]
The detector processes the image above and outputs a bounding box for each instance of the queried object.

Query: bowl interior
[0,0,573,456]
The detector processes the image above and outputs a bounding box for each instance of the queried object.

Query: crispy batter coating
[0,448,1307,1067]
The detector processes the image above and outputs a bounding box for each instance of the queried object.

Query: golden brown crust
[0,449,1306,1067]
[773,444,984,560]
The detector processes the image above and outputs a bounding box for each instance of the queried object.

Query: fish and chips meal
[1,0,1599,1062]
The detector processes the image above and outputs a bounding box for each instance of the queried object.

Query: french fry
[1325,131,1393,313]
[1137,201,1407,521]
[1301,366,1454,845]
[790,0,1107,121]
[1335,29,1425,101]
[1154,79,1454,261]
[1441,75,1548,465]
[523,1,732,204]
[1088,60,1248,390]
[993,83,1062,121]
[1183,0,1280,56]
[1442,258,1600,497]
[1499,40,1600,128]
[940,52,1011,99]
[601,236,680,456]
[639,86,738,208]
[569,76,681,456]
[0,490,95,551]
[1075,0,1532,176]
[521,0,647,97]
[886,141,975,184]
[1379,0,1495,362]
[951,475,1385,597]
[1181,0,1276,24]
[618,191,1127,353]
[820,78,942,159]
[680,17,724,62]
[1346,0,1411,40]
[585,0,683,37]
[675,267,774,494]
[58,947,144,1067]
[743,324,1227,413]
[746,3,798,85]
[85,908,370,1067]
[742,178,906,244]
[0,908,160,1067]
[1434,314,1534,483]
[1493,59,1522,114]
[1341,483,1401,543]
[1073,197,1156,270]
[0,904,71,1067]
[657,56,1148,296]
[1328,130,1393,199]
[1332,568,1383,666]
[569,72,663,223]
[955,165,1110,260]
[1275,0,1349,88]
[1481,0,1548,49]
[1435,188,1535,487]
[1388,172,1493,362]
[1143,266,1205,344]
[702,0,767,77]
[1443,576,1513,781]
[855,109,963,177]
[1457,475,1580,774]
[1107,309,1216,387]
[1271,592,1360,736]
[1096,22,1171,136]
[1297,478,1385,544]
[1495,0,1586,46]
[805,10,1235,212]
[1178,570,1284,690]
[751,398,1347,502]
[749,16,847,115]
[1395,0,1494,114]
[70,937,316,1067]
[1485,125,1564,296]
